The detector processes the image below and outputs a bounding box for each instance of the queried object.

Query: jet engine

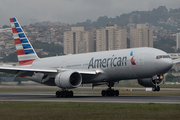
[138,75,164,88]
[55,71,82,89]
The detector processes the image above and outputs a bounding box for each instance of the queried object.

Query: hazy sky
[0,0,180,26]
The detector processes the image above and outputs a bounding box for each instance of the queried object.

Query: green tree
[2,25,9,28]
[165,74,178,82]
[2,52,18,62]
[32,41,64,55]
[154,38,176,53]
[95,16,110,27]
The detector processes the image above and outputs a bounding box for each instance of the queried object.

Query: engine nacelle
[55,71,82,89]
[138,75,164,87]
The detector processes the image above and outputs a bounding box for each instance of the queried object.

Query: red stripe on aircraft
[14,38,21,44]
[18,59,35,66]
[19,75,27,77]
[16,49,25,55]
[10,18,14,23]
[12,28,18,33]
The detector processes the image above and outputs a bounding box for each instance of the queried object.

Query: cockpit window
[156,56,162,59]
[156,55,170,59]
[163,55,170,58]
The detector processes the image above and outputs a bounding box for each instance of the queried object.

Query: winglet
[10,17,39,65]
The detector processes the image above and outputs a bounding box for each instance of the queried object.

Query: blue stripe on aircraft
[20,39,28,43]
[22,44,32,49]
[16,28,23,33]
[12,18,17,22]
[18,33,26,38]
[24,49,35,54]
[130,51,133,56]
[14,23,20,27]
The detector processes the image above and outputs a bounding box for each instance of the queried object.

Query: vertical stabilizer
[10,17,39,65]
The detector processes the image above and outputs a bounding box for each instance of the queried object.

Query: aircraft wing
[0,66,58,76]
[172,59,180,64]
[0,66,99,77]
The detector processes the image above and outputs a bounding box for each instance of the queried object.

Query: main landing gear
[56,89,74,97]
[101,82,119,96]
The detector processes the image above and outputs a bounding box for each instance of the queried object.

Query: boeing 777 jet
[0,18,175,97]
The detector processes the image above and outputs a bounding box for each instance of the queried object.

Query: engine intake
[55,71,82,89]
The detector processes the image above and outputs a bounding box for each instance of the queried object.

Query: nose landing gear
[152,75,163,92]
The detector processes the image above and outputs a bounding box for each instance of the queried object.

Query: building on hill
[176,33,180,50]
[130,24,153,48]
[96,24,127,52]
[63,27,94,54]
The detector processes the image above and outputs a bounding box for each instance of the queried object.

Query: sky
[0,0,180,27]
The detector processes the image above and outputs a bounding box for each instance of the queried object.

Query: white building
[96,24,127,52]
[130,24,153,48]
[64,27,94,54]
[176,33,180,50]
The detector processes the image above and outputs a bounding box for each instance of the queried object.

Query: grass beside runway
[0,102,179,120]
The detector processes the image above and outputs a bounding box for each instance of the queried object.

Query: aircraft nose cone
[155,59,173,74]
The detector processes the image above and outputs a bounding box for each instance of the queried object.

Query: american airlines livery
[0,17,176,97]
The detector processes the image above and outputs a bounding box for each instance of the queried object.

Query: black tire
[69,91,74,97]
[63,91,67,97]
[56,91,60,98]
[60,91,64,97]
[152,87,156,92]
[157,86,160,91]
[115,90,119,96]
[101,90,106,96]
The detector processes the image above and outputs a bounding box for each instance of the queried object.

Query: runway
[0,92,179,104]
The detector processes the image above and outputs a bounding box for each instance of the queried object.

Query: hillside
[75,6,180,30]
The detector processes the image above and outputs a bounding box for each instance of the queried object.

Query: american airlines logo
[130,51,136,65]
[88,55,127,69]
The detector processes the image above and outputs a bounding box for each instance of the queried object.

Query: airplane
[0,17,175,97]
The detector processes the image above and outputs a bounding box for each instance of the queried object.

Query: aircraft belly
[103,66,137,82]
[81,74,97,83]
[23,75,56,86]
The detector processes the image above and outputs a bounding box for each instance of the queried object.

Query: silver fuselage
[28,47,173,84]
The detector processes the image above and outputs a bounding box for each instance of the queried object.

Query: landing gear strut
[101,82,119,96]
[56,89,74,98]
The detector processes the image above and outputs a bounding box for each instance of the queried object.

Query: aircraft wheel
[56,90,73,98]
[152,86,160,92]
[101,89,119,96]
[152,87,156,92]
[69,91,74,97]
[157,86,160,91]
[56,91,60,98]
[115,90,119,96]
[101,90,106,96]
